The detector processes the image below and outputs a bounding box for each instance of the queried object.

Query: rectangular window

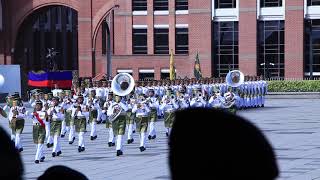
[305,19,320,77]
[132,0,147,11]
[175,0,188,11]
[307,0,320,6]
[132,28,148,54]
[213,21,239,77]
[258,20,285,78]
[139,73,154,80]
[215,0,237,9]
[154,0,168,11]
[175,28,188,54]
[260,0,282,7]
[154,28,169,54]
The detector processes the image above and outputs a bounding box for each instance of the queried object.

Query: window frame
[154,28,169,54]
[132,28,148,55]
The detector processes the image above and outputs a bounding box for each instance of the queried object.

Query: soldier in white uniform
[29,100,47,163]
[71,95,89,152]
[190,88,207,108]
[87,90,99,140]
[132,97,150,152]
[147,89,159,140]
[107,95,128,156]
[103,92,116,147]
[160,90,179,136]
[47,97,64,157]
[8,98,26,152]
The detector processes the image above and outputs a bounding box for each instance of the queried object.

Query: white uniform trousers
[116,135,123,151]
[15,133,22,149]
[127,124,133,140]
[45,121,53,144]
[108,128,115,143]
[140,132,146,148]
[148,122,156,137]
[68,125,75,142]
[90,122,97,137]
[78,132,85,147]
[35,144,44,161]
[52,135,61,153]
[60,120,67,135]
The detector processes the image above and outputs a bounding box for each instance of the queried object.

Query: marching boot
[116,150,123,156]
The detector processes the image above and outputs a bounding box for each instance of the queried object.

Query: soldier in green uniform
[103,91,115,147]
[132,96,150,152]
[107,95,128,156]
[87,90,99,140]
[29,100,47,163]
[71,95,89,152]
[126,92,135,144]
[147,89,159,140]
[8,98,26,152]
[47,97,64,157]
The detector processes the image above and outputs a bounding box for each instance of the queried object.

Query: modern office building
[0,0,319,82]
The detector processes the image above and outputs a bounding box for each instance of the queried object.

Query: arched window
[0,0,3,31]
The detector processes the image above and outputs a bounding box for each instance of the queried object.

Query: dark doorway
[14,5,78,98]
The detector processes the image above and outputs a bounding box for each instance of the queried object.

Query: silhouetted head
[0,127,24,180]
[38,165,88,180]
[169,108,279,180]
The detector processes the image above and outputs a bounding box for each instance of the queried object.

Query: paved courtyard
[1,98,320,180]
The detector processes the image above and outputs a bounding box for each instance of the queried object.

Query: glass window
[213,21,239,77]
[215,0,237,9]
[305,19,320,77]
[258,20,285,79]
[132,0,147,11]
[175,0,188,11]
[161,72,170,80]
[139,73,154,80]
[175,28,188,54]
[154,28,169,54]
[307,0,320,6]
[260,0,282,7]
[133,28,148,54]
[154,0,168,11]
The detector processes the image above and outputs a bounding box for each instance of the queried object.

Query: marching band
[0,72,268,163]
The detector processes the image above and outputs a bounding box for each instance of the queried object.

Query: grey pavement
[1,99,320,179]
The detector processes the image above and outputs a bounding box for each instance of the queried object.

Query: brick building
[0,0,320,83]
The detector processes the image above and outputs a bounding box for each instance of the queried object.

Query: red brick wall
[1,0,308,80]
[239,0,257,76]
[285,0,304,78]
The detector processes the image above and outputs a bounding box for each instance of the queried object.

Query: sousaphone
[109,73,135,122]
[226,70,244,88]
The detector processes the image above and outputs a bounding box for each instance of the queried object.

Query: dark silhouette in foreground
[38,165,88,180]
[0,126,24,180]
[169,108,279,180]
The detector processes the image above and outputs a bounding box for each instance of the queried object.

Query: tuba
[221,92,236,109]
[111,73,135,97]
[226,70,244,88]
[108,73,135,122]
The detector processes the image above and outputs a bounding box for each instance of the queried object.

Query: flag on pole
[169,49,176,80]
[194,51,202,80]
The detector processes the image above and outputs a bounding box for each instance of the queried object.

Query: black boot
[81,147,85,152]
[116,150,123,156]
[46,143,50,148]
[40,157,45,162]
[148,135,152,140]
[152,135,156,139]
[78,146,82,152]
[52,152,56,157]
[108,142,112,147]
[90,136,94,140]
[112,142,115,146]
[19,148,23,152]
[166,132,169,137]
[69,137,75,144]
[139,146,146,152]
[57,151,62,156]
[35,160,39,164]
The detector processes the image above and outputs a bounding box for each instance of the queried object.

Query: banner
[169,49,176,80]
[28,71,73,88]
[194,51,202,80]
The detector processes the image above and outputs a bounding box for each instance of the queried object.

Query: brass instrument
[226,70,244,88]
[108,73,135,122]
